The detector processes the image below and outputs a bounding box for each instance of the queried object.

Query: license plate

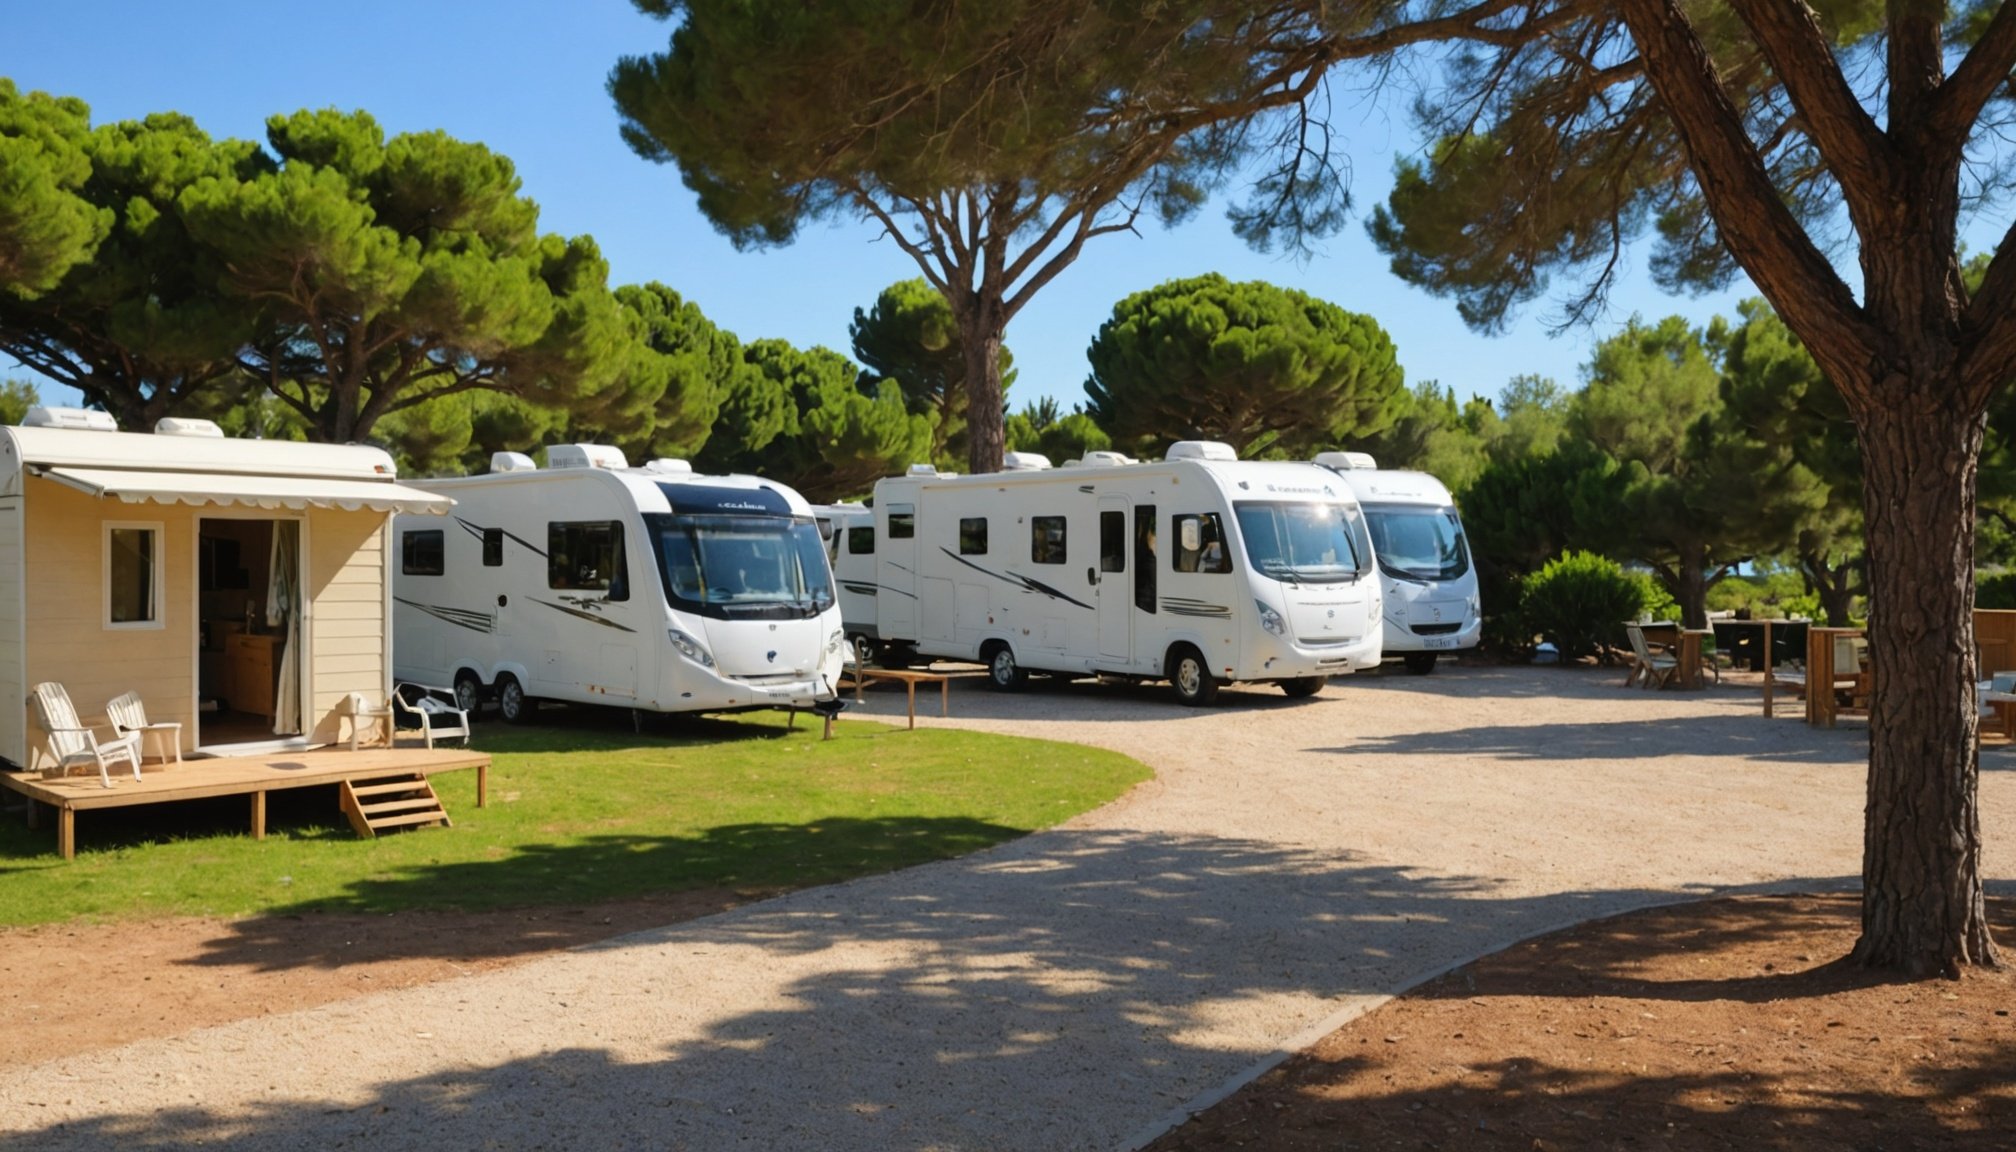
[1422,637,1458,650]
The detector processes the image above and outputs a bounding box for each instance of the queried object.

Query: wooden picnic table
[1806,626,1869,727]
[1713,618,1800,716]
[846,666,952,730]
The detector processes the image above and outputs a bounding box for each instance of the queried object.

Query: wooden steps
[340,771,451,838]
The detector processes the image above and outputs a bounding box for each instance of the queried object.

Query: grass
[0,709,1149,926]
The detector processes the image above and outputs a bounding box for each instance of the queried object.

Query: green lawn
[0,710,1148,926]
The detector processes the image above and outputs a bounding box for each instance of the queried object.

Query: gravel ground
[4,663,2012,1151]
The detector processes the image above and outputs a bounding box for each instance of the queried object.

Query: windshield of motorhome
[647,515,836,617]
[1364,505,1470,582]
[1233,501,1366,583]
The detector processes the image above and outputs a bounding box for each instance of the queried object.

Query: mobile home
[392,446,847,720]
[0,409,452,767]
[1315,452,1481,673]
[815,502,881,663]
[867,443,1383,704]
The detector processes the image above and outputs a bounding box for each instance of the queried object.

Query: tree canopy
[850,279,1014,468]
[0,80,108,299]
[1085,274,1404,458]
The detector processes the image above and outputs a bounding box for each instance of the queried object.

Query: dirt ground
[1147,893,2016,1152]
[0,888,768,1069]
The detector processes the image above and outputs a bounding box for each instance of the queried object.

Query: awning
[35,467,453,515]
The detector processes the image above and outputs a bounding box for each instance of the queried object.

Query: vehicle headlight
[669,627,715,668]
[1255,599,1287,636]
[825,629,845,656]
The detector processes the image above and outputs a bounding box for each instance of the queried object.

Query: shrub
[1628,571,1680,623]
[1979,570,2016,610]
[1521,550,1645,662]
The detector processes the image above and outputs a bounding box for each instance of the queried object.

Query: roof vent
[1314,450,1379,471]
[490,451,537,473]
[906,463,938,476]
[1165,440,1237,462]
[22,406,117,432]
[1001,451,1051,471]
[1077,450,1135,468]
[644,457,693,474]
[547,443,629,471]
[154,417,224,438]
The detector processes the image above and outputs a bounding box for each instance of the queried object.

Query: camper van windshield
[1233,501,1366,585]
[1363,504,1470,582]
[645,514,836,619]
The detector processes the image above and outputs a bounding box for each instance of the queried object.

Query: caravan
[392,446,847,721]
[864,443,1383,704]
[814,503,882,664]
[1314,452,1481,673]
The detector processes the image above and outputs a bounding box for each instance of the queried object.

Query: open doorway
[196,517,305,749]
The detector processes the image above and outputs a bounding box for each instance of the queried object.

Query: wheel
[453,671,484,716]
[1403,652,1438,675]
[496,675,536,724]
[849,633,879,667]
[1168,645,1220,706]
[1280,675,1325,698]
[985,642,1028,690]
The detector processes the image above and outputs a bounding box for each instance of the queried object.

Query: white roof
[41,467,453,515]
[0,424,448,513]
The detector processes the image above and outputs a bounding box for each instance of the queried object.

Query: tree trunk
[1850,391,2000,976]
[1799,549,1860,627]
[1672,544,1710,630]
[961,316,1007,474]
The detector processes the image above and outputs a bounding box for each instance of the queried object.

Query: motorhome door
[1096,497,1131,660]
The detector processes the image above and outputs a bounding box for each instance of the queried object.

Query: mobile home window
[1172,513,1232,574]
[1031,515,1067,564]
[402,529,446,576]
[548,520,630,600]
[1099,511,1126,573]
[887,504,915,539]
[959,517,989,555]
[1134,505,1157,613]
[482,528,504,567]
[105,523,163,629]
[847,526,875,555]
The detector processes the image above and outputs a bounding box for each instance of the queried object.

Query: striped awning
[36,467,452,515]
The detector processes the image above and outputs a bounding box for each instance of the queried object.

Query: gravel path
[6,665,2012,1151]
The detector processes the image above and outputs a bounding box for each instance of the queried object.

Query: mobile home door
[1096,497,1131,660]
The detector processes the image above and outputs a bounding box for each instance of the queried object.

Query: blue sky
[5,1,1765,414]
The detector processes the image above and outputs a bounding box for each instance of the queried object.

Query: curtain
[267,521,302,736]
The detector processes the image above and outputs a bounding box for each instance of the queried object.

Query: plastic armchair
[339,692,395,751]
[28,682,143,789]
[393,683,471,749]
[105,691,183,765]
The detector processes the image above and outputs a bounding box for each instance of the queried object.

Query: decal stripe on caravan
[937,548,1094,611]
[1162,596,1232,619]
[532,598,638,632]
[393,597,496,633]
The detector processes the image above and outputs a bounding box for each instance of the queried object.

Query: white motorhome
[393,445,847,721]
[866,443,1383,704]
[813,503,881,663]
[1315,452,1481,673]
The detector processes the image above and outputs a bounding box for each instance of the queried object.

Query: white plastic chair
[105,691,183,765]
[393,683,471,749]
[339,692,396,751]
[28,682,143,789]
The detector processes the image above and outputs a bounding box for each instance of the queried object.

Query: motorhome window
[847,526,875,555]
[1233,501,1368,585]
[646,513,835,620]
[547,521,629,600]
[1134,505,1157,613]
[1099,511,1126,573]
[959,517,989,555]
[1031,516,1067,564]
[402,529,445,576]
[481,528,504,567]
[105,524,161,627]
[888,505,915,539]
[1363,505,1471,581]
[1171,513,1232,574]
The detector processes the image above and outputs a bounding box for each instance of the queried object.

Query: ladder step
[366,810,451,830]
[349,778,429,796]
[339,775,450,838]
[358,796,443,816]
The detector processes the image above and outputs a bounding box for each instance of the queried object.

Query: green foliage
[0,80,109,298]
[698,338,931,502]
[851,278,1014,467]
[1520,551,1646,663]
[1977,571,2016,611]
[0,379,38,426]
[1707,564,1825,622]
[1627,571,1680,623]
[1084,274,1405,458]
[1336,381,1492,493]
[177,108,635,443]
[0,714,1149,923]
[569,281,738,463]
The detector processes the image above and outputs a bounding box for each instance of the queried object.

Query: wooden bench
[844,667,952,730]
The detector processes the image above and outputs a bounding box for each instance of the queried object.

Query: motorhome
[1315,452,1481,673]
[865,443,1383,704]
[392,446,848,721]
[814,503,882,663]
[0,408,453,765]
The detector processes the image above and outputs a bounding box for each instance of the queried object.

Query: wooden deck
[2,746,490,860]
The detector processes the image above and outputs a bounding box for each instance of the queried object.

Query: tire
[985,642,1029,691]
[1403,652,1438,675]
[1168,645,1220,706]
[496,675,536,724]
[453,671,484,716]
[1280,675,1326,698]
